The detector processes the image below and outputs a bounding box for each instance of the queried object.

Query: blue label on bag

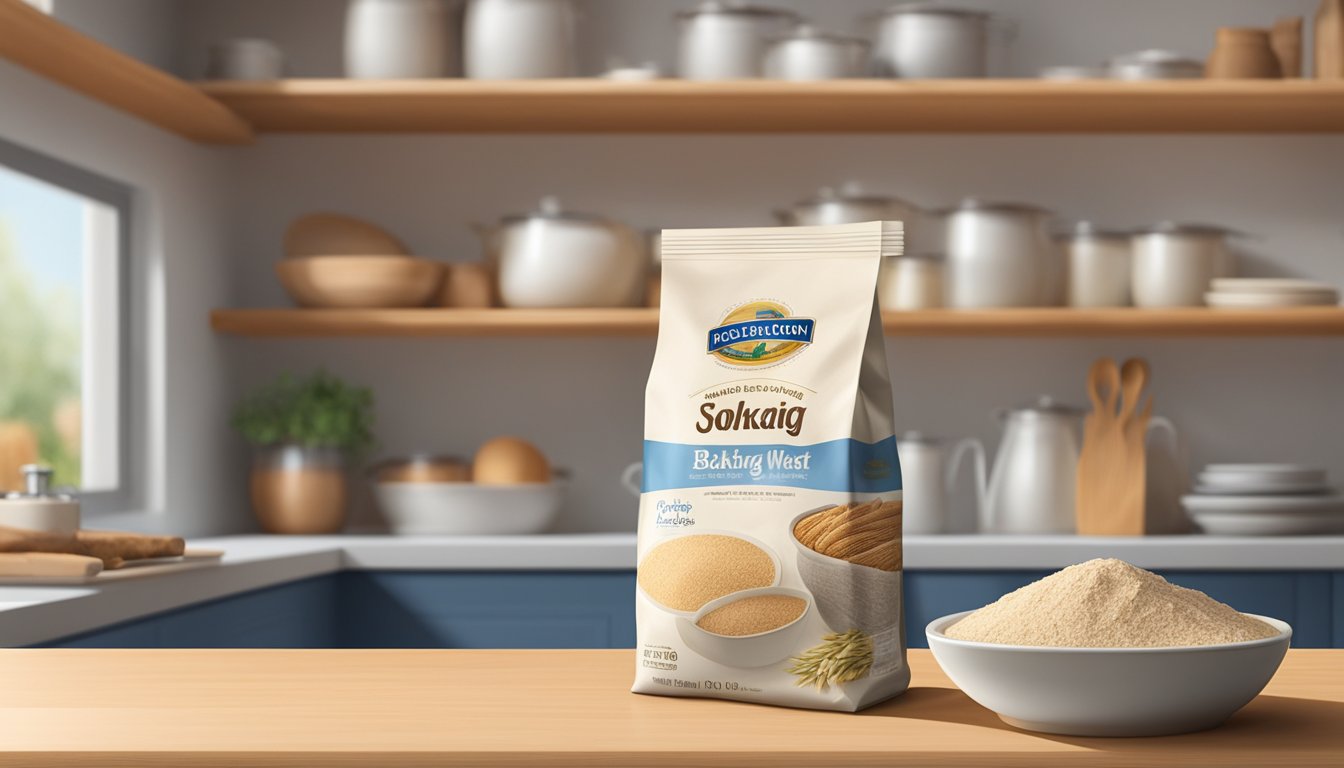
[642,437,902,494]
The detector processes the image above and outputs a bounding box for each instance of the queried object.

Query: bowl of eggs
[370,437,563,535]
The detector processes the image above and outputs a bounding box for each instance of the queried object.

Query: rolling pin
[0,552,103,578]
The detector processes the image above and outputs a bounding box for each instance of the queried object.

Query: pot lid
[1008,396,1085,416]
[500,196,612,226]
[881,3,990,18]
[769,24,869,45]
[795,184,913,209]
[1136,221,1243,237]
[1055,220,1131,240]
[941,198,1051,215]
[1110,49,1200,66]
[678,1,797,19]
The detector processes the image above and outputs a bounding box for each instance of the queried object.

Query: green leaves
[231,371,375,456]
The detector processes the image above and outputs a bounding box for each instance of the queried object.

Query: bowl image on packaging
[637,530,783,617]
[676,587,813,668]
[372,481,562,535]
[789,507,901,634]
[926,610,1292,737]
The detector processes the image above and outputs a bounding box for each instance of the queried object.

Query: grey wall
[17,1,1344,535]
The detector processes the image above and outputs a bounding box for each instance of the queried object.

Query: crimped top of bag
[661,221,904,261]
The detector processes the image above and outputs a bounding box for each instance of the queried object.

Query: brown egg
[472,437,551,485]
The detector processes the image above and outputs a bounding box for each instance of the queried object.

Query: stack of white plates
[1183,464,1344,535]
[1206,278,1339,309]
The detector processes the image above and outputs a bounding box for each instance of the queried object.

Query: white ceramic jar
[677,1,795,81]
[1132,224,1237,308]
[464,0,577,79]
[345,0,458,79]
[764,25,868,81]
[0,465,80,535]
[872,5,991,78]
[878,256,944,310]
[944,200,1054,308]
[1060,222,1132,308]
[489,197,644,308]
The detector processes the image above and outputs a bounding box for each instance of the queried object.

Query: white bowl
[637,530,782,617]
[675,587,813,668]
[789,507,901,635]
[1183,493,1344,535]
[1202,464,1326,485]
[926,611,1291,737]
[373,481,561,535]
[1206,290,1338,308]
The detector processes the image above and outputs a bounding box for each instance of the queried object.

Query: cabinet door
[338,571,636,649]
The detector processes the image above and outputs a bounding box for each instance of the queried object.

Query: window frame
[0,136,134,514]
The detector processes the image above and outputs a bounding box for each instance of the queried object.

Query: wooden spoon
[1077,358,1126,535]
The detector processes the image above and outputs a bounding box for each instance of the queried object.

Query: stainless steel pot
[479,197,644,308]
[677,1,796,81]
[464,0,577,79]
[871,4,992,79]
[1058,221,1132,308]
[775,185,921,227]
[943,199,1055,308]
[1131,223,1240,308]
[764,25,869,81]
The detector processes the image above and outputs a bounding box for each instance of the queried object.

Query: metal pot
[464,0,577,79]
[775,185,921,227]
[676,1,796,81]
[249,445,348,535]
[481,197,644,308]
[1107,49,1203,80]
[1131,223,1239,308]
[943,199,1055,308]
[764,25,869,81]
[871,4,992,79]
[1058,221,1132,308]
[345,0,457,79]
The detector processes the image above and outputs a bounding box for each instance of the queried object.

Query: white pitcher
[896,432,983,535]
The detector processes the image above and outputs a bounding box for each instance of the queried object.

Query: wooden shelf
[210,307,1344,338]
[197,78,1344,135]
[0,0,252,144]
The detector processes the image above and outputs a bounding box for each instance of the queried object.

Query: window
[0,138,128,506]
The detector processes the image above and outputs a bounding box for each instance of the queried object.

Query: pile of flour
[945,559,1280,648]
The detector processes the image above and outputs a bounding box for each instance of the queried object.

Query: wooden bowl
[284,213,408,258]
[276,256,444,308]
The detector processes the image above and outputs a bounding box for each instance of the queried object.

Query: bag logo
[707,301,814,366]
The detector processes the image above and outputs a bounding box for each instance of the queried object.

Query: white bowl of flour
[925,559,1292,737]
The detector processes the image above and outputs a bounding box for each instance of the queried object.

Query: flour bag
[633,221,908,712]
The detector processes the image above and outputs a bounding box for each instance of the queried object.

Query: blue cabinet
[337,571,636,649]
[42,569,1340,649]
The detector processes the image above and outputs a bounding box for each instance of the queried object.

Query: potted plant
[232,371,375,534]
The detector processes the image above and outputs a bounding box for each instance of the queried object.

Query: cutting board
[0,549,223,585]
[1076,357,1152,535]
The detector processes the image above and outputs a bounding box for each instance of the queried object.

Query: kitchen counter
[0,649,1337,766]
[3,534,1344,646]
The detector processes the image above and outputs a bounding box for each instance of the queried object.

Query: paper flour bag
[632,221,908,712]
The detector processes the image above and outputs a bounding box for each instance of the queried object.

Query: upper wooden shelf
[210,307,1344,338]
[0,0,251,144]
[197,79,1344,135]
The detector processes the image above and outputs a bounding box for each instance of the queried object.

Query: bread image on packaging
[633,222,908,712]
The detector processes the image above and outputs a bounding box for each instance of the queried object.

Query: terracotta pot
[249,445,348,534]
[1206,27,1282,79]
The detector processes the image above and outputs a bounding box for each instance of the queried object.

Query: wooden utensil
[1272,16,1305,78]
[1318,0,1344,79]
[0,552,102,578]
[1076,357,1127,535]
[1113,358,1153,536]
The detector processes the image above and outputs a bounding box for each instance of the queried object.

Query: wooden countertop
[0,649,1337,766]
